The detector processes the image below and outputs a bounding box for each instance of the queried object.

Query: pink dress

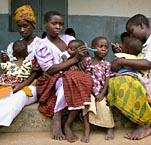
[85,57,111,96]
[35,34,75,113]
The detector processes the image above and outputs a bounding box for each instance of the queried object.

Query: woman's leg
[124,125,151,140]
[64,110,80,142]
[0,87,34,126]
[107,75,151,140]
[52,110,65,140]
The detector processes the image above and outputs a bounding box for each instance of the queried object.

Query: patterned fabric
[36,70,94,117]
[107,75,151,126]
[63,70,93,110]
[35,35,75,113]
[0,60,32,85]
[14,5,36,28]
[85,57,111,96]
[36,73,59,117]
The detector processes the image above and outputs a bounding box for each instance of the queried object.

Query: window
[10,0,68,32]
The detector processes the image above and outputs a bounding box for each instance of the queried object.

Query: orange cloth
[14,5,36,28]
[0,86,13,99]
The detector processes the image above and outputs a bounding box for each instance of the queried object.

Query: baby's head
[13,40,28,59]
[122,37,142,55]
[91,36,109,59]
[67,39,85,57]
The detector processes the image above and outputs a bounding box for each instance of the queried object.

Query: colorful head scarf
[14,5,36,28]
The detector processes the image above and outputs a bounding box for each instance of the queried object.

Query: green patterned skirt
[107,75,151,126]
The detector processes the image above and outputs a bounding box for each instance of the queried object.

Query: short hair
[65,28,76,37]
[121,32,130,42]
[44,11,62,22]
[126,14,149,29]
[125,37,142,55]
[13,40,27,58]
[91,36,108,47]
[13,40,27,50]
[69,39,85,47]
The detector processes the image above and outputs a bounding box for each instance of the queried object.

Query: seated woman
[0,5,41,127]
[107,14,151,140]
[35,11,94,143]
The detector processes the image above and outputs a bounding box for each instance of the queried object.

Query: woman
[35,11,93,142]
[0,5,41,126]
[107,14,151,140]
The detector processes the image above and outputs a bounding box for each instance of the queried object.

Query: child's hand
[69,65,79,71]
[111,43,122,53]
[61,54,68,62]
[1,51,9,62]
[95,94,104,102]
[12,83,23,93]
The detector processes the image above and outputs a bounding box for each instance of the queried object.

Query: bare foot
[52,113,65,140]
[81,133,90,143]
[64,123,79,142]
[124,126,151,140]
[105,128,114,140]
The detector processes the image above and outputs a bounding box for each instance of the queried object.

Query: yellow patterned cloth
[107,75,151,126]
[14,5,36,28]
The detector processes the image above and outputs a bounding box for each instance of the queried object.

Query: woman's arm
[47,45,88,75]
[111,58,151,72]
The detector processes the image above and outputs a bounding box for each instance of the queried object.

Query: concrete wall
[68,0,151,17]
[0,0,151,61]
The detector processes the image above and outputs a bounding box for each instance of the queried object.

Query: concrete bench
[0,103,135,133]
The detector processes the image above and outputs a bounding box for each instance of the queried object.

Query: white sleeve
[6,42,16,61]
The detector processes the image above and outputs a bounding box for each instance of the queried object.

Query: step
[0,103,135,133]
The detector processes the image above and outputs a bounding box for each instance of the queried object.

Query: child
[107,14,151,140]
[112,31,130,53]
[0,40,35,98]
[114,37,143,74]
[61,39,86,68]
[81,36,114,143]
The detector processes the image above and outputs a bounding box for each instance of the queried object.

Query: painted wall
[68,0,151,17]
[0,0,9,14]
[0,0,151,61]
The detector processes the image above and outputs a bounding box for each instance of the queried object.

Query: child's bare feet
[105,128,114,140]
[81,130,90,143]
[64,123,79,142]
[81,113,90,143]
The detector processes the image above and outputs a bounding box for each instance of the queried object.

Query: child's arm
[12,70,39,93]
[95,77,109,102]
[61,54,68,62]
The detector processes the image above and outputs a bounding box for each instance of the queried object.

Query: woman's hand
[75,45,88,61]
[1,51,9,62]
[111,58,123,72]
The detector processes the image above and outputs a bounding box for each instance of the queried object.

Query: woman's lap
[107,75,151,126]
[0,85,37,126]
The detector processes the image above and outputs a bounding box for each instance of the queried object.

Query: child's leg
[52,110,65,140]
[81,113,90,143]
[64,110,80,142]
[105,128,114,140]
